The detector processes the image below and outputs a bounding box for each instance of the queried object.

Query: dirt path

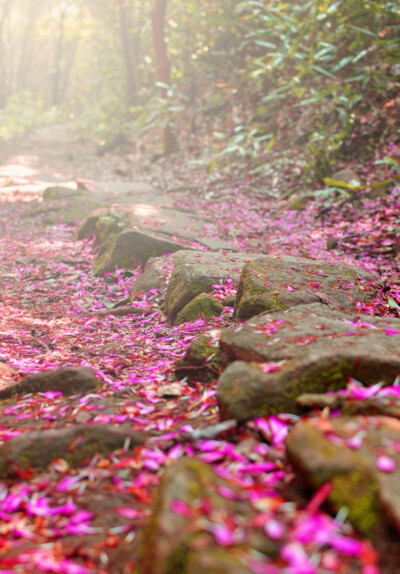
[1,126,399,573]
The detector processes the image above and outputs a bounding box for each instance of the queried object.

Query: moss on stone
[165,262,215,322]
[282,355,355,402]
[93,234,118,276]
[175,294,223,325]
[234,261,286,319]
[330,471,379,537]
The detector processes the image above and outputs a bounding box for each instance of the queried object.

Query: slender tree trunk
[151,0,178,155]
[59,36,79,104]
[0,0,11,107]
[52,9,66,106]
[16,0,36,92]
[118,0,140,107]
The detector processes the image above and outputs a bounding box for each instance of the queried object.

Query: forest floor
[0,124,400,574]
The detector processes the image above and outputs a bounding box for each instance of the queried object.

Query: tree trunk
[0,0,11,107]
[52,9,66,106]
[118,0,140,107]
[16,0,36,92]
[151,0,178,155]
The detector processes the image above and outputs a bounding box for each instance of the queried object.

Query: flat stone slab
[234,255,378,319]
[178,303,400,386]
[164,251,258,322]
[0,424,145,477]
[220,303,400,364]
[286,416,400,547]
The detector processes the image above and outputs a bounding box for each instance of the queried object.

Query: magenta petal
[56,476,82,492]
[116,507,144,519]
[208,523,234,546]
[170,499,191,517]
[330,535,363,555]
[376,455,396,473]
[264,519,284,540]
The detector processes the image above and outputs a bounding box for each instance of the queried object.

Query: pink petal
[116,507,144,519]
[376,455,396,473]
[208,523,234,546]
[330,535,363,555]
[170,499,191,517]
[56,475,82,492]
[264,519,284,540]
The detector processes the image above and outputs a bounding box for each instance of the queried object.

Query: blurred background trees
[0,0,398,170]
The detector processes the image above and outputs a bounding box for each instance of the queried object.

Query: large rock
[0,366,102,400]
[164,251,258,322]
[217,343,400,421]
[215,304,400,420]
[286,416,400,555]
[138,458,279,574]
[77,197,238,276]
[220,303,400,364]
[93,229,189,276]
[0,424,145,477]
[234,255,377,320]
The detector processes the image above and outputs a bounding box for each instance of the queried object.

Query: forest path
[0,126,399,573]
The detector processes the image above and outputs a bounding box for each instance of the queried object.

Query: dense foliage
[0,0,399,169]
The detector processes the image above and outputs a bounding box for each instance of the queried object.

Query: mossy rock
[0,424,145,478]
[174,294,223,325]
[233,255,377,320]
[217,346,400,421]
[94,230,187,276]
[220,303,400,366]
[164,251,256,323]
[286,416,400,539]
[164,259,217,323]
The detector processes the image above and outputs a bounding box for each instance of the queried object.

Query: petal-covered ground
[0,129,399,573]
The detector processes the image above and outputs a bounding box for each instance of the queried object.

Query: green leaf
[323,178,354,189]
[100,299,115,309]
[388,298,400,310]
[352,49,369,63]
